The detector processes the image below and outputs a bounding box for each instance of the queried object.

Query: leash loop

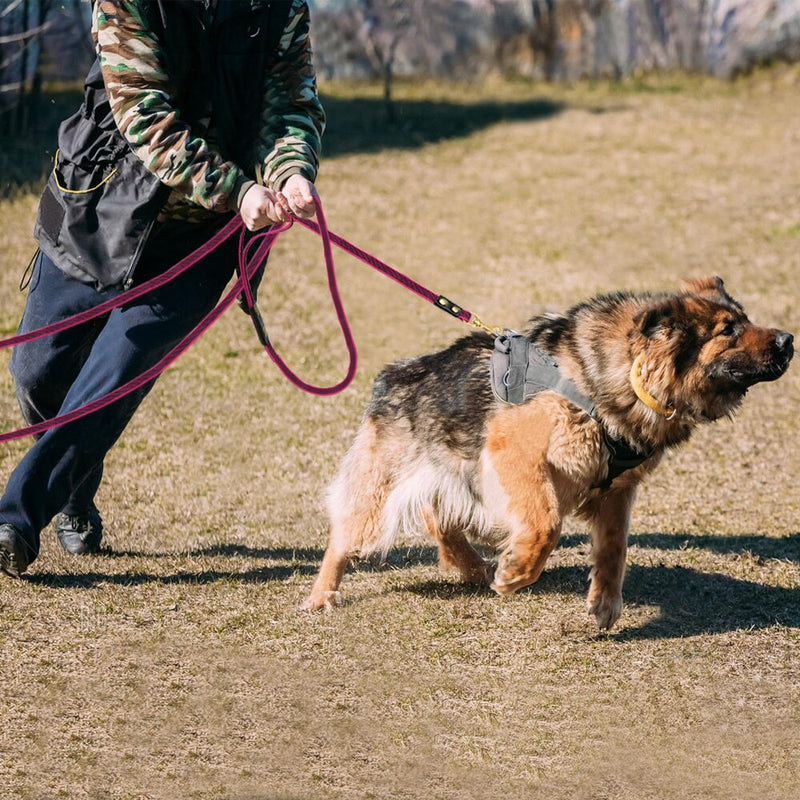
[239,197,358,396]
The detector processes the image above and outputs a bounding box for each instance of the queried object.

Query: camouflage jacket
[34,0,325,289]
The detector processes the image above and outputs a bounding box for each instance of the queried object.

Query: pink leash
[0,197,489,443]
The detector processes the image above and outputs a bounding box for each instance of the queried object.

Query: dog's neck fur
[525,294,697,453]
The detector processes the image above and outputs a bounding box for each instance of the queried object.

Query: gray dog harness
[490,334,651,488]
[491,333,599,418]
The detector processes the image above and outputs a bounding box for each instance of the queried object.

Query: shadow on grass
[24,543,441,590]
[25,544,326,589]
[104,544,329,561]
[560,531,800,563]
[384,535,800,638]
[0,90,565,195]
[25,536,798,638]
[320,95,565,158]
[631,531,800,562]
[406,561,800,639]
[611,563,800,639]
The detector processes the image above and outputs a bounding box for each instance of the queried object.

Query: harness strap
[601,430,652,487]
[490,333,651,487]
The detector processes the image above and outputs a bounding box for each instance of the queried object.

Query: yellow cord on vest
[630,354,676,419]
[52,149,118,194]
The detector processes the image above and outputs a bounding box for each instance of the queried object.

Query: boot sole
[0,542,26,578]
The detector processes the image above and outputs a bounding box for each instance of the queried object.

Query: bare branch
[0,22,50,45]
[0,0,26,20]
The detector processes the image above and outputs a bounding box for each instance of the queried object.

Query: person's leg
[0,221,238,566]
[10,250,116,428]
[6,251,116,563]
[54,465,104,555]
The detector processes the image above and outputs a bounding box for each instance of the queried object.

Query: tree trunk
[29,0,50,134]
[383,60,394,123]
[16,0,31,134]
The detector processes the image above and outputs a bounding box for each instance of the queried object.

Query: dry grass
[1,69,799,799]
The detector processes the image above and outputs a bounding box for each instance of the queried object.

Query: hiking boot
[0,523,30,578]
[55,505,103,555]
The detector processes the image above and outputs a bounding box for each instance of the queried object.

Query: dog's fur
[302,277,793,629]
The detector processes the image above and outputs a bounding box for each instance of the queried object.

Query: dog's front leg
[585,486,636,630]
[491,525,562,596]
[301,541,349,612]
[489,481,563,596]
[484,407,565,595]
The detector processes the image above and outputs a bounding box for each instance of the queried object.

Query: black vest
[34,0,291,290]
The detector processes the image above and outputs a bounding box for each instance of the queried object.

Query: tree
[0,0,90,136]
[352,0,486,121]
[0,0,54,135]
[357,0,412,121]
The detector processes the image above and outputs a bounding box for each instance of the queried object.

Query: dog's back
[367,332,496,459]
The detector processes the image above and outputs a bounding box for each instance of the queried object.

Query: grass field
[0,69,798,799]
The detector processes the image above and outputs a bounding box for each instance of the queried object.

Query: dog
[302,277,793,629]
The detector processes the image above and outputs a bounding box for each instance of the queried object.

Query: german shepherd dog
[302,277,793,629]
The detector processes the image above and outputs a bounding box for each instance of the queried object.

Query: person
[0,0,325,578]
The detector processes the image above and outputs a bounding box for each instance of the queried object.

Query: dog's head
[631,276,794,420]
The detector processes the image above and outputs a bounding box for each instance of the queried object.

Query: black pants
[0,221,238,562]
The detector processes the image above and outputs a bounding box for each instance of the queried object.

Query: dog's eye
[718,320,737,337]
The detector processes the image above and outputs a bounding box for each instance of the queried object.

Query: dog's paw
[299,590,342,612]
[490,577,517,595]
[490,555,534,595]
[587,592,622,630]
[490,570,528,595]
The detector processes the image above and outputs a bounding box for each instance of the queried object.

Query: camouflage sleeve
[257,0,326,190]
[92,0,245,213]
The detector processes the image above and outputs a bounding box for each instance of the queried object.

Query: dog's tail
[376,461,495,558]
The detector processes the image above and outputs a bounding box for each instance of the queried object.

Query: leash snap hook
[469,312,504,338]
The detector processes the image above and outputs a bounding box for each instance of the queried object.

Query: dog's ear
[633,299,676,339]
[680,275,742,309]
[680,275,724,297]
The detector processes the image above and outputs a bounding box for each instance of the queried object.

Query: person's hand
[278,174,317,219]
[239,184,291,231]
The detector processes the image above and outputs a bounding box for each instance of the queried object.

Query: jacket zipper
[122,212,160,290]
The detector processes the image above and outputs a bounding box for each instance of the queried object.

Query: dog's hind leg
[423,511,493,585]
[301,420,393,611]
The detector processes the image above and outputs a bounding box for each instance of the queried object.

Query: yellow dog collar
[630,354,676,419]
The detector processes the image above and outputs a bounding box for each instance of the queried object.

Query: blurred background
[2,0,800,146]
